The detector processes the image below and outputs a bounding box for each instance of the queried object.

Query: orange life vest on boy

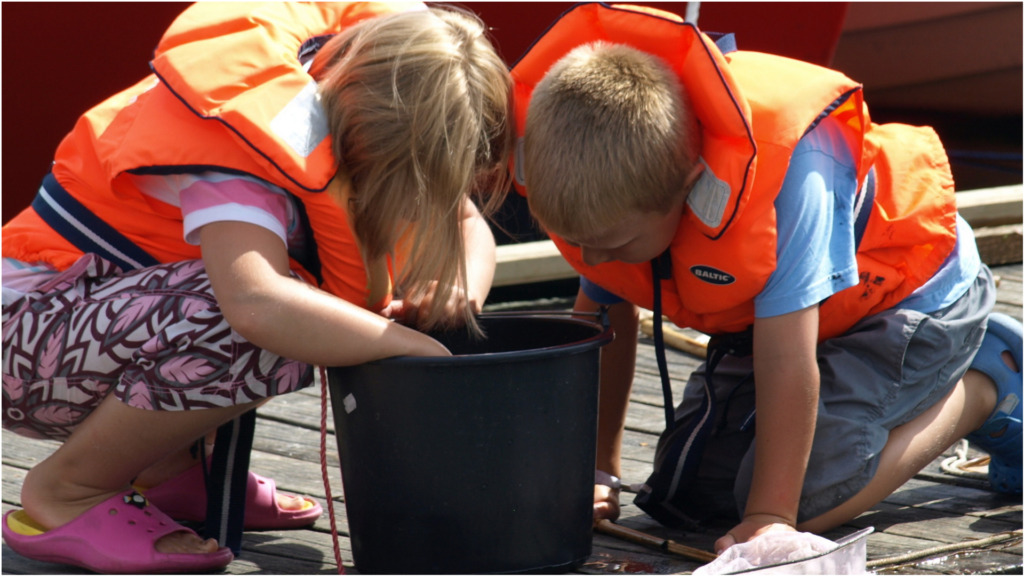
[512,3,957,340]
[2,2,421,310]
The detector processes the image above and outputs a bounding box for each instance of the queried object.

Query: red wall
[2,2,846,223]
[468,2,846,67]
[2,2,185,223]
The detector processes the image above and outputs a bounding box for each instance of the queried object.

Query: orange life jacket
[511,3,957,340]
[2,2,422,310]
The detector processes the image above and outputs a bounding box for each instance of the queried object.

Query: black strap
[635,252,724,525]
[204,411,257,555]
[853,167,876,251]
[637,251,751,526]
[650,252,675,429]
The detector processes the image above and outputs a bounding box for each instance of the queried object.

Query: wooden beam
[493,239,575,287]
[975,224,1023,266]
[957,185,1023,265]
[956,184,1023,228]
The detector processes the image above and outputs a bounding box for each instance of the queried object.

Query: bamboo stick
[595,519,718,563]
[865,529,1023,569]
[638,317,710,358]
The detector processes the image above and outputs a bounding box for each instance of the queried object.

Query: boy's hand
[714,514,796,554]
[593,483,621,524]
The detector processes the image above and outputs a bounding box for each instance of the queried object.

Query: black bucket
[327,313,612,574]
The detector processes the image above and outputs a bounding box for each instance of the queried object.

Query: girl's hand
[381,281,482,330]
[381,196,494,332]
[714,514,796,554]
[399,327,453,358]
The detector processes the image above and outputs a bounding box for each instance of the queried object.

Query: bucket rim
[341,313,613,367]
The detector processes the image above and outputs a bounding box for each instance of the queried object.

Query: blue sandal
[965,313,1023,494]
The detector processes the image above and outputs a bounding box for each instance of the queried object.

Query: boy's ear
[683,163,705,191]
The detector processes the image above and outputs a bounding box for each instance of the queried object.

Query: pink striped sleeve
[179,177,292,245]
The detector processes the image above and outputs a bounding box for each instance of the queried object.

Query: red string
[319,365,346,574]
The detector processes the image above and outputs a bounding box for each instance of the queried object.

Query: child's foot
[4,489,233,573]
[965,313,1023,494]
[19,468,221,555]
[141,460,323,529]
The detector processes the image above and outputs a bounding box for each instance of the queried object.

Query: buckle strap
[32,173,159,271]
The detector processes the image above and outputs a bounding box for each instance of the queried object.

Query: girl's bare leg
[132,432,215,489]
[20,394,260,554]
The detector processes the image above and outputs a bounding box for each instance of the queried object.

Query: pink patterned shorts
[2,255,314,441]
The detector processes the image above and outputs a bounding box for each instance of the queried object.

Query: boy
[513,3,1021,553]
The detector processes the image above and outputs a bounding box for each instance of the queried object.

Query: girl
[2,3,512,573]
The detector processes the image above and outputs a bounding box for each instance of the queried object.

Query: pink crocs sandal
[143,462,323,530]
[2,490,234,574]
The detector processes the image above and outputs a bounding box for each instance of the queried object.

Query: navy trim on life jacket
[853,167,876,250]
[803,87,860,139]
[32,173,160,271]
[127,165,256,178]
[287,194,325,285]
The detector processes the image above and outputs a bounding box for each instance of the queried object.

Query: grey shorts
[673,265,996,522]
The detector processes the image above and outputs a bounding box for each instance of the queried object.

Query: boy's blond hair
[524,42,698,240]
[313,7,512,332]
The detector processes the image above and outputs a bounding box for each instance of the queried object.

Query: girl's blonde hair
[313,6,513,333]
[524,42,698,240]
